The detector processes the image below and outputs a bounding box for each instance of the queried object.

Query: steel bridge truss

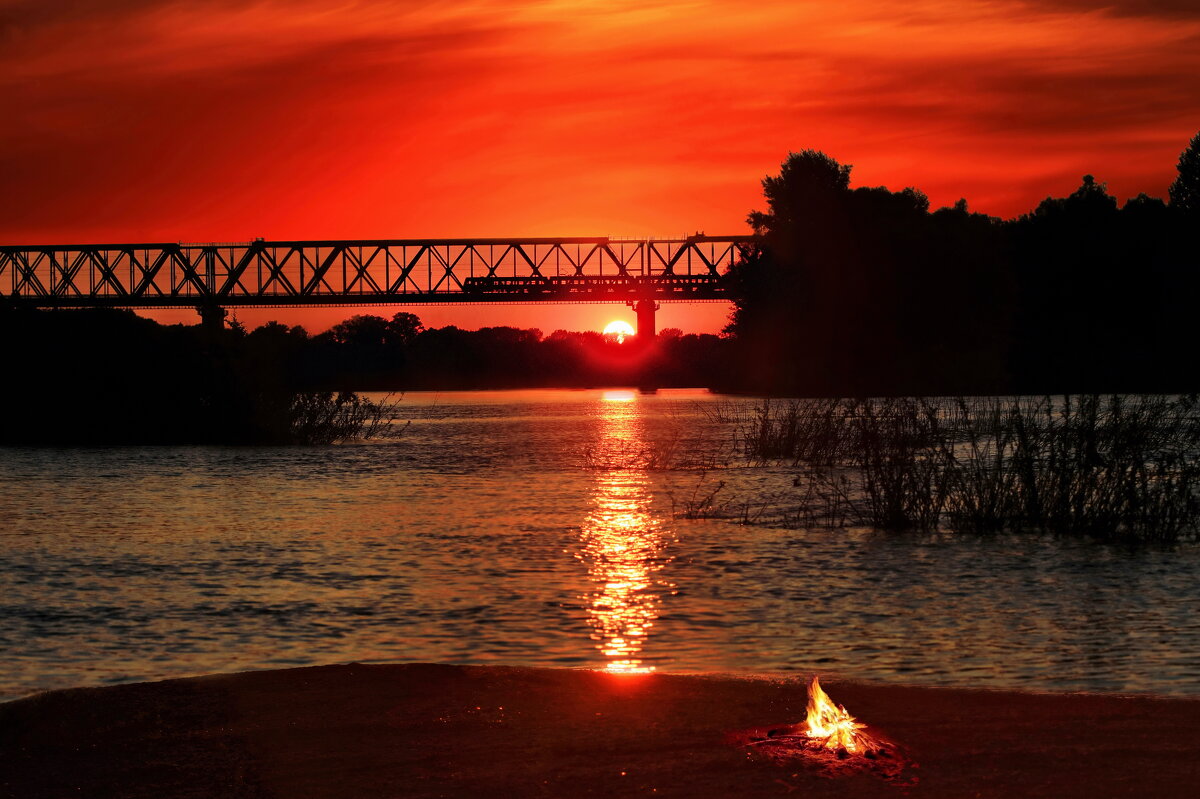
[0,236,757,308]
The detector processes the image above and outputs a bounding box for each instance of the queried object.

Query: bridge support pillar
[628,299,659,340]
[196,301,227,332]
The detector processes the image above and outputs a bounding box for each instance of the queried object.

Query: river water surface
[2,389,1199,700]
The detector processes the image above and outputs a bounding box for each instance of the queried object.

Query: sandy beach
[2,663,1198,798]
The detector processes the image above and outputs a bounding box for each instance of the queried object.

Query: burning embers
[741,676,917,784]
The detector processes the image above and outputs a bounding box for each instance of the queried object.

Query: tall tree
[1168,131,1200,216]
[387,312,424,345]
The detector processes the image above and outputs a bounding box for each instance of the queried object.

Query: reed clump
[744,395,1200,543]
[711,398,857,464]
[286,391,403,444]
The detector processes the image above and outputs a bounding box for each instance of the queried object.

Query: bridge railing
[0,236,758,307]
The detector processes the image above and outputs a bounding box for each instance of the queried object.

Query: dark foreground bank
[2,664,1197,798]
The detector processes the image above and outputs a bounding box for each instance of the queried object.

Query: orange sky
[3,0,1199,334]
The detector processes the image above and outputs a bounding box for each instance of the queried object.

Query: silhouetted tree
[747,149,852,238]
[1168,131,1200,216]
[328,314,393,347]
[388,312,424,344]
[1122,193,1168,215]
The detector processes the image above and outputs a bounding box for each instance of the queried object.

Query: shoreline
[3,663,1198,798]
[7,661,1200,707]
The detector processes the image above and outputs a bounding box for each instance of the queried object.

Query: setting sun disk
[603,320,635,343]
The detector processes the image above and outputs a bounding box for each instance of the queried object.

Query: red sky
[3,0,1199,334]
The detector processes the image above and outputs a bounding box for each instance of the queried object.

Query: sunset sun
[602,319,635,343]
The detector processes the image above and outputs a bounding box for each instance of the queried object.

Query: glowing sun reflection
[580,392,670,673]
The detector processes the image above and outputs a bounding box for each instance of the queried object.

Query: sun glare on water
[603,320,635,343]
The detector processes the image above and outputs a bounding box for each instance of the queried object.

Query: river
[2,388,1198,700]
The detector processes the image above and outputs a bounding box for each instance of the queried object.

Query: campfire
[740,676,916,784]
[804,675,876,754]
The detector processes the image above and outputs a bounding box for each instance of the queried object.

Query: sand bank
[2,663,1197,798]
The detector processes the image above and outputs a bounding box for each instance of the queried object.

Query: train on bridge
[461,273,728,299]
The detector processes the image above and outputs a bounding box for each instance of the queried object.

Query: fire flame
[804,676,869,753]
[741,674,914,784]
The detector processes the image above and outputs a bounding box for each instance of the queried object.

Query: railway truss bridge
[0,235,758,335]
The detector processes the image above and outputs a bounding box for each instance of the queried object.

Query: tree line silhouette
[0,306,728,442]
[1,131,1196,442]
[725,131,1200,395]
[236,314,727,390]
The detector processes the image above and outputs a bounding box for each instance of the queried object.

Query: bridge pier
[196,302,227,332]
[628,299,659,340]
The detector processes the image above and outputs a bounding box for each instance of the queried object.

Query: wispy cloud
[1018,1,1200,20]
[1,0,1198,241]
